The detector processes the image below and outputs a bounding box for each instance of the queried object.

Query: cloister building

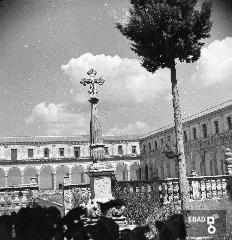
[0,102,232,189]
[0,135,141,189]
[140,102,232,180]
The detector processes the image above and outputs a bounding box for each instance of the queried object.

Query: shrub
[113,183,180,237]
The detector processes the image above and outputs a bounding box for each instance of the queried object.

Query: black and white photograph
[0,0,232,239]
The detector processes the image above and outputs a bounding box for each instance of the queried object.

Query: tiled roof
[0,135,144,144]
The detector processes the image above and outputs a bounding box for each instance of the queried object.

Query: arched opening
[8,167,21,187]
[145,164,148,180]
[166,162,171,178]
[191,154,196,172]
[0,169,5,187]
[148,163,153,179]
[71,166,85,184]
[116,164,128,181]
[139,167,142,180]
[56,165,69,189]
[200,152,206,176]
[160,166,165,179]
[193,152,201,176]
[40,166,53,189]
[130,163,140,181]
[24,167,38,185]
[216,149,225,175]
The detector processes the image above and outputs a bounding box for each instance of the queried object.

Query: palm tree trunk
[171,63,189,210]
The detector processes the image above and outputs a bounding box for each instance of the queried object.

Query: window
[214,120,219,134]
[167,135,171,141]
[74,147,80,158]
[227,116,232,130]
[44,148,49,158]
[202,124,208,138]
[193,127,197,140]
[118,145,123,155]
[160,139,164,145]
[148,142,151,152]
[143,144,146,153]
[59,148,64,157]
[183,131,187,143]
[104,147,109,155]
[28,149,33,158]
[155,141,158,150]
[11,149,17,161]
[132,146,137,154]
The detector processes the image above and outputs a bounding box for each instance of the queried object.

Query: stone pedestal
[88,163,115,203]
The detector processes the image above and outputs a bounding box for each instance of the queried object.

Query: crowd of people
[0,199,186,240]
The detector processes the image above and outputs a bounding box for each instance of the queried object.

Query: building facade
[0,102,232,189]
[0,136,141,189]
[140,102,232,180]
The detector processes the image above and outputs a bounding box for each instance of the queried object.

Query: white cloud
[26,102,88,135]
[107,121,150,135]
[61,53,170,106]
[197,37,232,86]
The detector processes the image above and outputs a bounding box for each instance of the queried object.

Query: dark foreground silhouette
[0,201,186,240]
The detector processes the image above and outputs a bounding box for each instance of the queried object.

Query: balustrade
[153,175,231,204]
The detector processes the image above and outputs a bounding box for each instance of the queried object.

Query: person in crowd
[90,199,126,240]
[155,214,187,240]
[61,206,88,240]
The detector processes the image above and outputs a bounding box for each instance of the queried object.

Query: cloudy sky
[0,0,232,137]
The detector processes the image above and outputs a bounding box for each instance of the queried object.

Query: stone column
[37,174,40,187]
[80,69,114,203]
[4,174,8,188]
[21,173,24,185]
[89,96,105,163]
[127,166,130,181]
[52,173,57,190]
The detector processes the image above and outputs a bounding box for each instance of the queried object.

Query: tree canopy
[117,0,212,72]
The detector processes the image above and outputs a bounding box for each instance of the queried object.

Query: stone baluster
[190,170,200,200]
[224,148,232,200]
[221,178,227,196]
[216,178,222,198]
[163,182,168,204]
[167,181,173,202]
[206,179,212,198]
[173,181,179,202]
[211,179,217,198]
[200,179,206,199]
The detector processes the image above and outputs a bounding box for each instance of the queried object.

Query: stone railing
[0,185,39,215]
[113,180,153,194]
[154,175,230,204]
